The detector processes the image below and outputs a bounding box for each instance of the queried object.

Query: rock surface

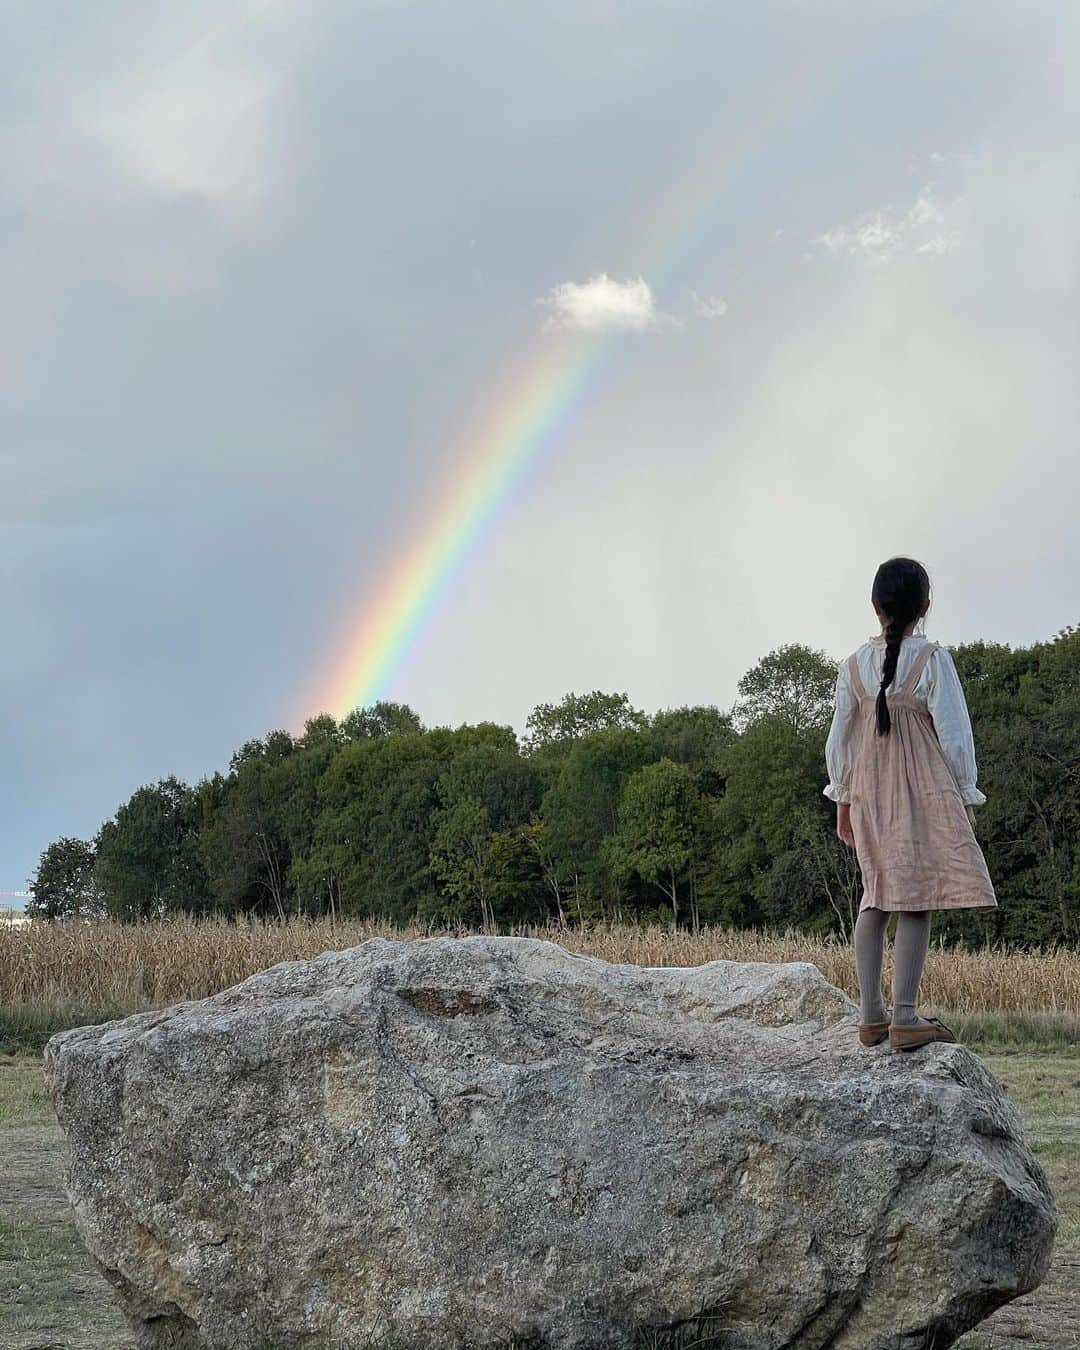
[43,935,1057,1350]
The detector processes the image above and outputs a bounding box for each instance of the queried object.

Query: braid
[876,614,909,735]
[871,556,932,738]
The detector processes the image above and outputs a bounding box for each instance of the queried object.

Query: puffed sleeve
[925,647,987,806]
[823,660,860,803]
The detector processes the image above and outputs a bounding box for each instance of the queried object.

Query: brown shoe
[889,1016,958,1052]
[858,1013,892,1047]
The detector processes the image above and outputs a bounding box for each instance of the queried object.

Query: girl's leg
[891,910,933,1027]
[853,906,890,1023]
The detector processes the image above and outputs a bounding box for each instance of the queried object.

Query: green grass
[0,1002,142,1056]
[943,1009,1080,1054]
[0,1210,84,1265]
[0,1056,53,1127]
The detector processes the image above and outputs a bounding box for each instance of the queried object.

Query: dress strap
[897,640,940,698]
[847,652,868,701]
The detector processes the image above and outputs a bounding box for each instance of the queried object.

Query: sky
[2,1,1078,902]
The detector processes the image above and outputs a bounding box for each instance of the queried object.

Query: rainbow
[303,337,599,723]
[299,62,843,725]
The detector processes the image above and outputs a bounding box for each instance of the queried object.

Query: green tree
[340,701,424,742]
[603,760,708,929]
[229,729,296,773]
[300,714,342,751]
[516,820,570,926]
[732,644,838,735]
[428,798,498,927]
[524,691,646,756]
[299,726,513,922]
[27,838,104,921]
[649,705,733,765]
[434,744,542,832]
[709,716,826,929]
[953,626,1080,946]
[199,758,292,919]
[94,778,211,920]
[540,728,656,920]
[426,744,547,927]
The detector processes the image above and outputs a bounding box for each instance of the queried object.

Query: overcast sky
[2,1,1078,898]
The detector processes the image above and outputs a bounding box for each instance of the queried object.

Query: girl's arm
[823,661,859,807]
[926,647,987,808]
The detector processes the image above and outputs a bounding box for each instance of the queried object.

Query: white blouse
[823,634,987,807]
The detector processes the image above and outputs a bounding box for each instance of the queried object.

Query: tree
[648,705,735,796]
[523,691,646,756]
[300,714,342,751]
[954,627,1080,946]
[297,727,509,922]
[428,798,498,928]
[426,746,547,927]
[732,645,838,736]
[340,701,424,742]
[710,716,826,929]
[540,728,656,919]
[434,745,542,832]
[94,778,211,920]
[603,760,707,929]
[28,838,104,921]
[649,705,733,764]
[199,758,292,919]
[229,729,296,772]
[516,820,569,926]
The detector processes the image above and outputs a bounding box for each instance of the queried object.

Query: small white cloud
[539,273,675,333]
[691,291,728,320]
[905,192,944,229]
[811,187,960,265]
[816,214,900,265]
[914,232,962,256]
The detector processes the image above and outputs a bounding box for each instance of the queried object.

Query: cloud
[79,3,290,219]
[811,188,960,265]
[88,60,270,214]
[691,291,728,319]
[538,273,675,333]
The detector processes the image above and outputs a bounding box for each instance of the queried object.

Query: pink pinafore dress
[848,640,998,913]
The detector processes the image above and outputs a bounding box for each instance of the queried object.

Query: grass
[932,1010,1080,1055]
[0,1055,53,1126]
[0,1001,135,1057]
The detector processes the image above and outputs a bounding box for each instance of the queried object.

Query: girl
[824,556,997,1052]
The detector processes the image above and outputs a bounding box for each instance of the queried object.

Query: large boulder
[43,935,1057,1349]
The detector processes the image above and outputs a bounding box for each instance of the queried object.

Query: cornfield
[1,915,1078,1016]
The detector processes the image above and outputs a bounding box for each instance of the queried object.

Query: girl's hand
[837,802,855,850]
[965,804,977,829]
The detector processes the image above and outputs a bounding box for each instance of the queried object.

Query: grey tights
[854,908,932,1027]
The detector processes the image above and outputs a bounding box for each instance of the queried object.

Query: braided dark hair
[871,557,931,736]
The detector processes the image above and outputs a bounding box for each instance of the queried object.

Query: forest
[28,626,1080,948]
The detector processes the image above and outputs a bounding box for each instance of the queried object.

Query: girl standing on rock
[823,556,997,1052]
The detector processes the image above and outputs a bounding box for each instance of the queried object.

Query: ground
[1,1048,1077,1349]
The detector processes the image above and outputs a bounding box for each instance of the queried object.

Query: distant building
[0,905,31,926]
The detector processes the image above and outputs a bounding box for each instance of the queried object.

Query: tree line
[29,626,1080,948]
